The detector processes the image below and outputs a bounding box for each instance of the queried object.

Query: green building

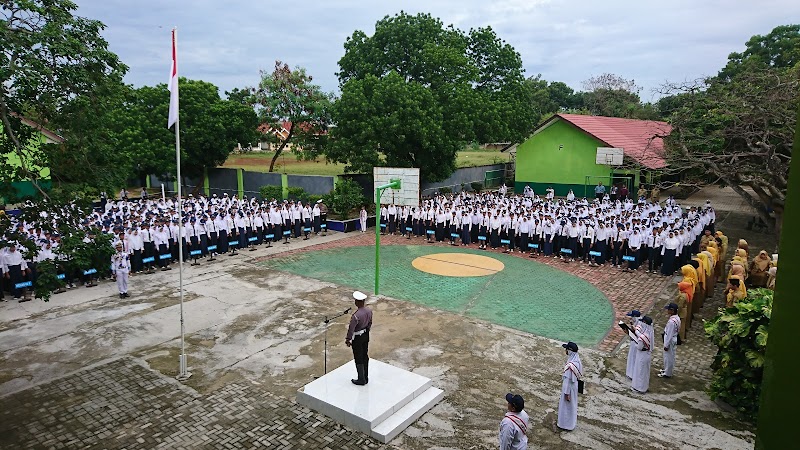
[513,114,671,198]
[1,116,60,202]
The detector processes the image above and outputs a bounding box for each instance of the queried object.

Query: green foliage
[286,186,308,202]
[704,288,773,420]
[718,24,800,81]
[438,187,452,194]
[0,0,125,199]
[470,182,483,192]
[330,12,534,182]
[323,178,365,219]
[123,78,259,181]
[259,185,282,201]
[253,61,333,172]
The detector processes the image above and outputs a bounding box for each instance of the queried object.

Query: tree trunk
[268,124,294,172]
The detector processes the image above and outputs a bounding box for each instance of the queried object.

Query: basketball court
[261,245,614,346]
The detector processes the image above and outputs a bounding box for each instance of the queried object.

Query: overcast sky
[76,0,798,102]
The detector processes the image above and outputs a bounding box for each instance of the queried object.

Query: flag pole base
[177,354,192,381]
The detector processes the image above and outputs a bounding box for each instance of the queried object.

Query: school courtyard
[0,188,763,449]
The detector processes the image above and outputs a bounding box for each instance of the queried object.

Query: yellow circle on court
[411,253,505,277]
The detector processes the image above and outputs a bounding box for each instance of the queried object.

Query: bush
[287,186,308,202]
[470,182,483,192]
[704,288,772,421]
[259,185,282,201]
[439,187,452,194]
[323,178,365,219]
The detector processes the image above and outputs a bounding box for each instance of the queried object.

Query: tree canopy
[117,78,259,183]
[659,25,799,234]
[252,61,333,172]
[0,0,125,200]
[329,12,533,182]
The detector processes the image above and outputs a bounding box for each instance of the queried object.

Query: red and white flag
[167,28,179,129]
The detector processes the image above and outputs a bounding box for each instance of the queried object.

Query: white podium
[297,360,444,443]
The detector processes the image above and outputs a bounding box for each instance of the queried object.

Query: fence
[147,164,510,202]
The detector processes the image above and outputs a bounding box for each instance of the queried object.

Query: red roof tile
[553,114,671,169]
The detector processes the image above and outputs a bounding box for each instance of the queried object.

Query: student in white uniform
[499,393,529,450]
[625,310,642,379]
[659,303,681,378]
[632,316,654,393]
[557,341,582,431]
[111,242,131,298]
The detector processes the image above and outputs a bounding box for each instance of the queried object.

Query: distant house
[514,114,671,197]
[255,121,327,152]
[2,116,63,201]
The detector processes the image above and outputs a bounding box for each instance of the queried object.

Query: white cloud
[73,0,800,98]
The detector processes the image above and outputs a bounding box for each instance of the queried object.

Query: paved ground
[0,188,766,449]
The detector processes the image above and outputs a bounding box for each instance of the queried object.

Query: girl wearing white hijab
[632,316,655,393]
[557,342,583,431]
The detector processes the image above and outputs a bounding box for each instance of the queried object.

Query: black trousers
[352,332,369,364]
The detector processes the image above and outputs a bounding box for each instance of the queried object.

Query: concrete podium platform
[297,360,444,443]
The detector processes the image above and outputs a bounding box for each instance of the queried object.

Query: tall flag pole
[168,27,190,381]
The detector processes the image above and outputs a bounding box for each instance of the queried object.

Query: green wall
[515,118,639,197]
[755,105,798,449]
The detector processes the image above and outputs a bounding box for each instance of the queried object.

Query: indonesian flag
[167,29,178,129]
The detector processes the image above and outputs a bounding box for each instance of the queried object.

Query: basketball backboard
[374,167,420,206]
[596,147,624,166]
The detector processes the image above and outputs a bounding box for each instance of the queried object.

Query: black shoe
[351,364,367,385]
[364,360,369,384]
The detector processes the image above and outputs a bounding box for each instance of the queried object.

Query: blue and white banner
[528,243,539,248]
[264,234,274,240]
[159,254,172,260]
[207,245,218,252]
[15,281,32,289]
[190,250,202,256]
[83,268,98,275]
[320,224,326,228]
[623,255,636,262]
[451,233,460,238]
[560,248,573,254]
[283,230,291,236]
[426,230,435,235]
[57,273,66,280]
[478,236,487,241]
[142,256,155,263]
[406,227,413,232]
[500,239,511,245]
[248,236,258,242]
[589,251,602,257]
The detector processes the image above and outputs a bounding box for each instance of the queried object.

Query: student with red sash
[499,393,529,450]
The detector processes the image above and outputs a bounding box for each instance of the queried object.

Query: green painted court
[261,245,614,347]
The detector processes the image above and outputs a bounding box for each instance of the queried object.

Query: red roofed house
[513,114,671,197]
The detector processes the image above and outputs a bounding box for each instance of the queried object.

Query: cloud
[74,0,799,99]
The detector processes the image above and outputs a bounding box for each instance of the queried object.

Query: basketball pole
[375,179,401,295]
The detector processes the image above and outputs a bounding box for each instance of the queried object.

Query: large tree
[578,73,659,119]
[120,78,259,183]
[660,47,798,234]
[329,12,533,182]
[252,61,332,172]
[0,0,125,200]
